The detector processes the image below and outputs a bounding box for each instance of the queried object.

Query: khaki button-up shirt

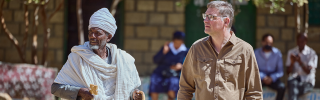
[178,34,263,100]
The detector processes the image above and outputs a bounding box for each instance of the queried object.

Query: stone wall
[307,26,320,88]
[124,0,185,76]
[0,0,65,69]
[256,4,320,87]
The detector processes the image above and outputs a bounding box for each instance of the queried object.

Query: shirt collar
[259,47,275,53]
[203,32,237,45]
[169,42,187,55]
[294,45,309,55]
[259,47,276,59]
[229,32,237,45]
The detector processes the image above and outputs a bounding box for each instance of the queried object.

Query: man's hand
[170,63,183,71]
[295,55,304,65]
[288,54,297,74]
[163,42,170,54]
[132,89,144,100]
[294,55,312,74]
[290,54,296,64]
[263,76,272,85]
[78,88,94,100]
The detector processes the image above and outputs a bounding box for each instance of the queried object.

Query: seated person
[254,34,285,100]
[149,31,188,100]
[286,33,318,100]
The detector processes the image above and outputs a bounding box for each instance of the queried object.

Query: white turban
[88,8,117,37]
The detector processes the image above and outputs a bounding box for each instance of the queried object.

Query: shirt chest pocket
[224,58,242,78]
[196,58,214,79]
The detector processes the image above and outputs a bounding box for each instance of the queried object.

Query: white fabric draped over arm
[54,42,141,100]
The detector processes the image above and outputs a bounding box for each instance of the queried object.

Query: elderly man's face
[204,8,226,35]
[88,27,111,49]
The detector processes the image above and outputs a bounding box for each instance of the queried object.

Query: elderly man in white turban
[51,8,143,100]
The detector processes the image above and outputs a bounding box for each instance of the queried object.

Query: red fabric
[0,63,57,100]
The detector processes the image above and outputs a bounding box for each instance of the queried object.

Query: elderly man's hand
[78,88,94,100]
[132,89,144,100]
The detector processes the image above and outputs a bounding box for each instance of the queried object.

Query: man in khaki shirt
[177,1,263,100]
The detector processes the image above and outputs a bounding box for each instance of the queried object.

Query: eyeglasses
[202,13,226,21]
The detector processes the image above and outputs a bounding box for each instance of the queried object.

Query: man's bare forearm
[287,62,294,74]
[298,61,311,74]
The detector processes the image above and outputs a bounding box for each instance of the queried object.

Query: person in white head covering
[51,8,143,100]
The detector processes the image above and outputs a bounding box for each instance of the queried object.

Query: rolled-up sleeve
[51,82,81,100]
[308,51,318,68]
[244,48,263,100]
[177,46,195,100]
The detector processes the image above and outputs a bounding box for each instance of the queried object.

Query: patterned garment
[0,62,57,100]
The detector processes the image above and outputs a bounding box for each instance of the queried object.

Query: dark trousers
[287,76,314,100]
[262,79,286,100]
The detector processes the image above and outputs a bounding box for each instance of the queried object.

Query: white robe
[54,42,141,100]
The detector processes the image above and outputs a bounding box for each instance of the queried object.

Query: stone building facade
[124,0,185,76]
[256,4,320,87]
[1,0,319,87]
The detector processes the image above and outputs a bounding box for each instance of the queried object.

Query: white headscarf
[88,8,117,37]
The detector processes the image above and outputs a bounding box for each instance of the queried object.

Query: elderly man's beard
[90,45,99,50]
[90,40,107,50]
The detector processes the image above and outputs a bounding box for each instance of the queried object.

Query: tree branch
[40,4,49,66]
[40,0,63,65]
[110,0,121,16]
[295,4,301,33]
[31,5,39,64]
[77,0,84,45]
[22,2,29,53]
[48,0,63,20]
[0,0,26,63]
[304,3,308,33]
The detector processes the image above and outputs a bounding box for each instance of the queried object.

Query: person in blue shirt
[254,34,285,100]
[149,31,188,100]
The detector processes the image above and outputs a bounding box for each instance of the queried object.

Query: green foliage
[19,0,49,5]
[4,0,48,6]
[176,1,182,6]
[250,0,308,13]
[182,0,308,14]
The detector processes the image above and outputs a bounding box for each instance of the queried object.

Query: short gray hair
[207,1,234,28]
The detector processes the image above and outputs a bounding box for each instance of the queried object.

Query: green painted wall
[185,0,208,47]
[309,0,320,25]
[233,0,256,48]
[185,0,256,48]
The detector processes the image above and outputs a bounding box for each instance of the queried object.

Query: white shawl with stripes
[54,42,141,100]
